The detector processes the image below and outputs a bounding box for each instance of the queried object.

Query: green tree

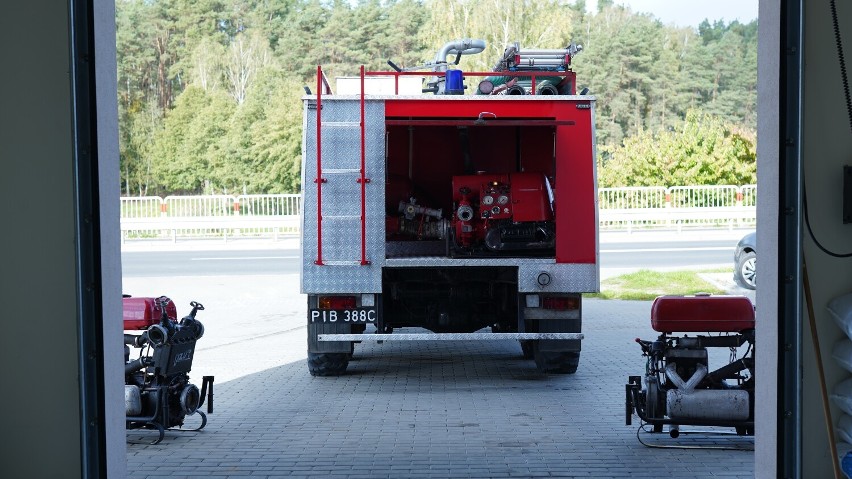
[243,72,305,192]
[149,86,237,194]
[115,0,759,197]
[573,5,670,146]
[598,110,756,189]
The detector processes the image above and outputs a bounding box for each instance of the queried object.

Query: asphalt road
[120,228,749,278]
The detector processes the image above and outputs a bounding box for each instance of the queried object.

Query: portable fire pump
[625,295,755,444]
[302,39,597,376]
[123,295,213,444]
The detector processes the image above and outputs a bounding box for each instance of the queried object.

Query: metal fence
[120,194,302,240]
[120,185,756,240]
[596,184,756,231]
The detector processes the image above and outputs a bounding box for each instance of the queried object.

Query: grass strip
[589,269,727,301]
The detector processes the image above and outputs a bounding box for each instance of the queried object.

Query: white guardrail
[120,186,756,241]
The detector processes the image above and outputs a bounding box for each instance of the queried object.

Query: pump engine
[123,295,213,444]
[625,295,756,441]
[385,172,556,256]
[450,172,555,254]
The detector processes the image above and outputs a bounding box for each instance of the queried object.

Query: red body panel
[509,172,553,222]
[123,297,177,330]
[650,295,755,333]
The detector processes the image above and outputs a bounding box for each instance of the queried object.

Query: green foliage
[227,70,304,193]
[589,269,726,301]
[149,86,235,194]
[423,0,578,72]
[598,109,756,188]
[116,0,759,196]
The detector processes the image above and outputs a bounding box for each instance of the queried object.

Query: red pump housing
[123,296,177,330]
[449,172,554,252]
[650,295,755,333]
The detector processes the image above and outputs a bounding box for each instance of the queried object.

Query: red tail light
[543,296,579,311]
[318,296,356,310]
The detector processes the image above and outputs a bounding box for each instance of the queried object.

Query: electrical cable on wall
[805,0,852,258]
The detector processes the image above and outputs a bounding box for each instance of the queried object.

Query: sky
[585,0,759,27]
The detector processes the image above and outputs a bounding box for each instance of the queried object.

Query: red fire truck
[301,39,598,376]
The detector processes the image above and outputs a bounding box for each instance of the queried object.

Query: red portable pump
[123,295,213,444]
[626,294,756,444]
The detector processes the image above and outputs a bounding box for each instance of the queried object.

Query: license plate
[309,308,377,324]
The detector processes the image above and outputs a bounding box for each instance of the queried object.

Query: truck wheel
[533,349,579,374]
[307,352,349,376]
[519,340,534,359]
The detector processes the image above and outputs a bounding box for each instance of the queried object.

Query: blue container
[843,451,852,478]
[445,69,464,95]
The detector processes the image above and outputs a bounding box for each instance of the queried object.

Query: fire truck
[301,39,598,376]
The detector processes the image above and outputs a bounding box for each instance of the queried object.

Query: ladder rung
[323,215,360,220]
[322,121,360,128]
[321,260,364,266]
[323,168,360,174]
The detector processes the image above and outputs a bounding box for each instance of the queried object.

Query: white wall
[801,1,852,477]
[96,0,128,474]
[755,0,780,476]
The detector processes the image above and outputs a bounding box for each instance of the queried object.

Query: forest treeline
[117,0,757,196]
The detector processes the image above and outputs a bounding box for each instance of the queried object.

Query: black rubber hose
[124,357,152,375]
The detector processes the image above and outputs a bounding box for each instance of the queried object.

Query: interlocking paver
[127,298,754,478]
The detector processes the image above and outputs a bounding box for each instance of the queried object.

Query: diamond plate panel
[321,127,362,171]
[302,99,385,293]
[319,100,365,119]
[518,262,599,293]
[318,332,584,341]
[321,172,362,216]
[322,217,362,262]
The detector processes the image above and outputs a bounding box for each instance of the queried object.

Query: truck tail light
[318,296,356,310]
[543,296,579,311]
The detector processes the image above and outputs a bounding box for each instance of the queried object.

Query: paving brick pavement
[125,297,754,478]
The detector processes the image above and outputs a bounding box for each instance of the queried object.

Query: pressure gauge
[497,195,509,205]
[482,195,494,205]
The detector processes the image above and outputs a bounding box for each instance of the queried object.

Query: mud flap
[308,322,352,354]
[536,317,582,353]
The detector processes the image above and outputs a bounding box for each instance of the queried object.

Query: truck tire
[533,349,579,374]
[519,340,534,359]
[307,352,349,376]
